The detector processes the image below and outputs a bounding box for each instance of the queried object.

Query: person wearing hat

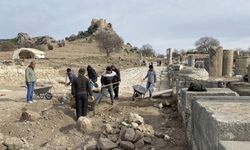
[25,61,37,103]
[72,68,94,120]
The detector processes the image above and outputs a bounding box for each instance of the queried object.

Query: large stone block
[179,88,239,115]
[219,141,250,150]
[192,97,250,150]
[179,88,239,149]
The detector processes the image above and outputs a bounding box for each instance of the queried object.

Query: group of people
[67,65,121,119]
[24,61,156,120]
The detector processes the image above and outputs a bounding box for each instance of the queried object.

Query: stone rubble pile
[0,133,31,150]
[83,113,170,150]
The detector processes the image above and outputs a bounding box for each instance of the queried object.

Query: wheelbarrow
[132,85,147,101]
[34,86,53,100]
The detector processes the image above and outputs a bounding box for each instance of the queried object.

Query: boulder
[135,139,145,148]
[16,32,33,46]
[121,128,135,142]
[3,137,24,150]
[132,130,143,142]
[83,138,97,150]
[127,113,144,124]
[33,36,57,45]
[76,117,92,133]
[138,124,154,136]
[154,131,164,138]
[98,138,118,150]
[143,137,152,144]
[119,141,134,150]
[20,110,41,122]
[164,134,170,141]
[107,134,119,143]
[102,124,113,134]
[131,122,139,129]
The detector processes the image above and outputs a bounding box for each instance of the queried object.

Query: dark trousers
[75,94,88,120]
[113,84,119,98]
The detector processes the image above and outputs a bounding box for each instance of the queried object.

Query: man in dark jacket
[87,65,98,88]
[72,68,94,120]
[111,65,121,100]
[101,66,117,105]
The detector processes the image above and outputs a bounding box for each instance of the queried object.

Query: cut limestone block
[219,141,250,150]
[192,98,250,150]
[179,88,239,149]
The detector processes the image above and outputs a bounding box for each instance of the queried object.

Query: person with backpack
[143,65,156,100]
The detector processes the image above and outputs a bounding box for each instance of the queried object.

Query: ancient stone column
[248,64,250,82]
[235,56,250,75]
[188,55,195,67]
[222,50,234,77]
[216,46,223,77]
[167,48,173,65]
[209,46,218,77]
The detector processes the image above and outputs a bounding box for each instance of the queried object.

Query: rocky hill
[0,32,58,51]
[0,18,138,54]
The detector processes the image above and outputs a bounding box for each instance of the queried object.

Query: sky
[1,0,250,54]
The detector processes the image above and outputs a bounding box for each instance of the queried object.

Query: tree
[95,30,124,57]
[172,49,180,58]
[195,36,220,52]
[139,44,155,57]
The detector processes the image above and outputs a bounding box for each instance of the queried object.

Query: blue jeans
[101,85,114,102]
[26,82,35,102]
[146,82,154,98]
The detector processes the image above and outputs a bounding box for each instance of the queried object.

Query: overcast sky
[1,0,250,54]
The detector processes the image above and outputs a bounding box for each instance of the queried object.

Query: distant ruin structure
[222,49,234,77]
[166,48,173,65]
[209,46,223,78]
[188,55,195,67]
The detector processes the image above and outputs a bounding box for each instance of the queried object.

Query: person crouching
[72,68,94,120]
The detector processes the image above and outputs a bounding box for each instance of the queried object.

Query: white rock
[164,134,171,141]
[131,122,139,129]
[121,121,129,127]
[127,113,144,125]
[76,117,92,133]
[4,136,24,150]
[102,124,113,134]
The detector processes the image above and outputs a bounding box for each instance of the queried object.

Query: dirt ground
[0,65,188,150]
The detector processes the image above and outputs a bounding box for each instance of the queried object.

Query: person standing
[101,66,117,105]
[25,61,37,103]
[66,68,77,86]
[72,68,94,120]
[87,65,98,89]
[143,65,156,100]
[111,65,121,100]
